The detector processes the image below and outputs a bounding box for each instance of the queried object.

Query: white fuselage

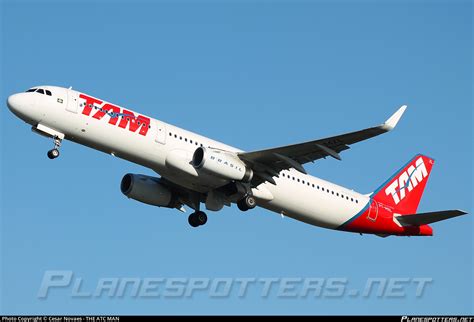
[7,86,369,230]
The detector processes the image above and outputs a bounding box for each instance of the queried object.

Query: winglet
[382,105,407,131]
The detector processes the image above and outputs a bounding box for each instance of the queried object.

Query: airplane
[6,85,467,236]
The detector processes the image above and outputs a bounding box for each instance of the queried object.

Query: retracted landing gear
[47,136,62,159]
[188,211,208,228]
[237,194,257,212]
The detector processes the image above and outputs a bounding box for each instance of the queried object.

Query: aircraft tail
[372,154,435,214]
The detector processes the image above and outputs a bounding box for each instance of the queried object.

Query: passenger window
[45,90,52,96]
[37,89,45,94]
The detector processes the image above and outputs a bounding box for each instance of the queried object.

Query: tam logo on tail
[384,157,428,204]
[373,154,435,214]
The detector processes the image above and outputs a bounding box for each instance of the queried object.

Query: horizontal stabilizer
[396,210,467,226]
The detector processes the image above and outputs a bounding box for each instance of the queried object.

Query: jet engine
[120,173,177,208]
[192,147,253,182]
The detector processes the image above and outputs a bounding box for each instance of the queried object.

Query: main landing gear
[237,194,257,212]
[187,195,208,228]
[47,136,62,160]
[188,211,208,228]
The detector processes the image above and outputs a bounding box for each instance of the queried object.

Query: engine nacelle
[120,173,176,207]
[192,147,253,182]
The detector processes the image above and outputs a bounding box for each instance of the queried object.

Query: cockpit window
[25,87,53,96]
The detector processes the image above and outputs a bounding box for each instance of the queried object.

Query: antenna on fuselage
[68,86,72,89]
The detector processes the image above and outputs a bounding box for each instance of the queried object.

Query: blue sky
[1,0,472,315]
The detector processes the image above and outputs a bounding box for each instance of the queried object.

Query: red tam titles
[79,93,150,136]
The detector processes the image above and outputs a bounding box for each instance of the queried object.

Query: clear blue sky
[1,0,472,315]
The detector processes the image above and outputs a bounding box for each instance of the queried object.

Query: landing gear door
[66,89,79,113]
[155,120,166,144]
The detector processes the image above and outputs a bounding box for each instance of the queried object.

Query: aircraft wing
[238,105,407,185]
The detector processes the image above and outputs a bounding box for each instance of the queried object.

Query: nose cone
[6,93,34,122]
[7,93,22,113]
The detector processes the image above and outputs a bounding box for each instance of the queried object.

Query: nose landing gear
[47,149,60,159]
[47,136,62,159]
